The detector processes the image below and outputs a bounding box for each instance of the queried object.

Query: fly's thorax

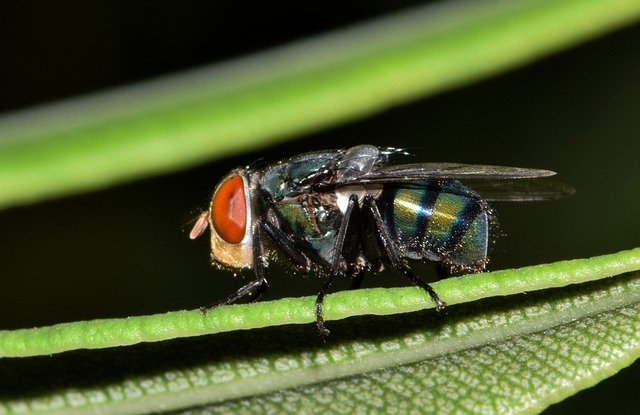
[272,193,340,238]
[259,150,342,200]
[206,170,255,269]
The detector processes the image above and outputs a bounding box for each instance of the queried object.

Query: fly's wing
[328,162,573,202]
[357,163,557,181]
[461,179,575,201]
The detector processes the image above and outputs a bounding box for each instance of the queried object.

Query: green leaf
[194,273,640,415]
[1,248,640,415]
[0,0,639,210]
[1,247,639,358]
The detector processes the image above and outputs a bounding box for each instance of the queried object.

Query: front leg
[200,220,271,313]
[260,220,310,271]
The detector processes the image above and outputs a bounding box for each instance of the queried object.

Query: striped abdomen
[378,181,490,270]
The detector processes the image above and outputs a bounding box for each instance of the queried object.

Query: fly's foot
[199,305,213,315]
[315,304,331,339]
[432,294,447,312]
[317,321,331,339]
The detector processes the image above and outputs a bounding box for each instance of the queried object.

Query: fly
[190,145,572,336]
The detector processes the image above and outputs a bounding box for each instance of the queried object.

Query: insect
[190,145,570,336]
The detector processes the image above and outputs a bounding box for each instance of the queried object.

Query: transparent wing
[326,163,572,202]
[462,178,575,202]
[354,163,557,182]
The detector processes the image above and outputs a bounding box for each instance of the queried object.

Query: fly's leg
[316,194,361,337]
[362,195,446,311]
[396,267,445,311]
[315,273,337,338]
[260,220,310,271]
[329,194,361,274]
[200,219,310,314]
[199,223,269,313]
[435,263,451,280]
[199,278,267,313]
[349,271,365,290]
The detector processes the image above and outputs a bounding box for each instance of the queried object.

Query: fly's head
[190,170,255,269]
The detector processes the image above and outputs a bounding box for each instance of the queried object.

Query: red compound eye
[211,175,247,244]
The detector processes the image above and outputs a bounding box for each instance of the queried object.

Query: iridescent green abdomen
[378,181,489,270]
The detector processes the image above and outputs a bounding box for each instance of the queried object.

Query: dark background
[0,1,639,413]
